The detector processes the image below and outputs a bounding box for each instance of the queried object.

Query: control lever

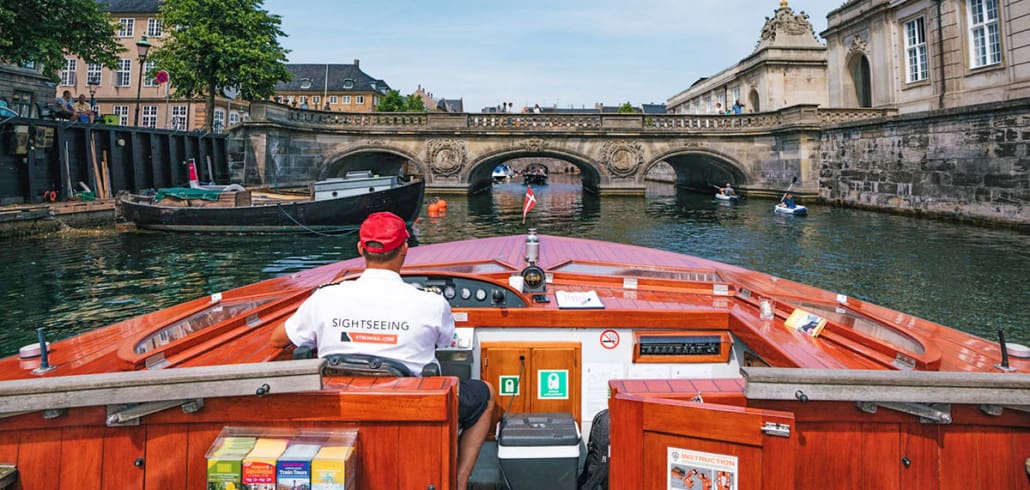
[491,289,505,305]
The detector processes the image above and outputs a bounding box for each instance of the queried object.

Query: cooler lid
[497,412,580,447]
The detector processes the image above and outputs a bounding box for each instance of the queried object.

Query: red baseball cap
[359,212,409,253]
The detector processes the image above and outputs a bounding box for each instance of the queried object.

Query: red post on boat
[187,159,200,188]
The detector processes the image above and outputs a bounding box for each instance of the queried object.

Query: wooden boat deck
[0,233,1026,489]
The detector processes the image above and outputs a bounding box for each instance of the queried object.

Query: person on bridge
[779,192,797,209]
[271,212,495,490]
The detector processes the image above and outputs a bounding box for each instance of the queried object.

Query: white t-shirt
[284,268,454,374]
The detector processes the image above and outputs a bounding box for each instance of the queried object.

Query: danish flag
[522,185,537,224]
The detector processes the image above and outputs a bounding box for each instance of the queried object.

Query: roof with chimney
[276,62,390,94]
[97,0,161,13]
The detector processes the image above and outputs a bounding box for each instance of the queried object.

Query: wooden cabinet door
[529,344,580,422]
[481,342,581,423]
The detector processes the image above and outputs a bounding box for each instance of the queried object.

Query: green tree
[404,93,425,112]
[149,0,291,130]
[377,90,426,112]
[617,102,635,113]
[376,89,406,112]
[0,0,123,79]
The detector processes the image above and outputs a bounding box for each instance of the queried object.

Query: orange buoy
[428,202,439,213]
[436,199,447,209]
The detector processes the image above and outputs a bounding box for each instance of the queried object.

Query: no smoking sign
[599,329,620,350]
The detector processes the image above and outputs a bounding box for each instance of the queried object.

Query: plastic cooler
[496,412,582,490]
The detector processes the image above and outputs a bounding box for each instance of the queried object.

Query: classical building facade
[667,1,828,114]
[57,0,242,131]
[822,0,1030,112]
[273,61,390,113]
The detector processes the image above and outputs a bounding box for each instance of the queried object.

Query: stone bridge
[233,102,894,196]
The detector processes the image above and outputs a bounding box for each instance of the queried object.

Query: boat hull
[774,204,807,215]
[715,193,739,201]
[117,180,424,233]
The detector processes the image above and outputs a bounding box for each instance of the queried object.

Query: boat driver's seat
[293,346,440,377]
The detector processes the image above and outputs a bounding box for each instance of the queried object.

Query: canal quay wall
[819,98,1030,231]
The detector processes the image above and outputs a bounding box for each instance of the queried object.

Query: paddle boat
[774,203,807,215]
[715,192,739,202]
[0,232,1026,489]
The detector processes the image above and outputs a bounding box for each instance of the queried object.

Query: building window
[113,105,129,126]
[356,95,364,104]
[60,59,76,86]
[143,61,157,87]
[115,59,131,87]
[299,96,307,103]
[275,96,283,104]
[342,79,354,89]
[213,109,226,132]
[147,18,162,37]
[142,105,158,127]
[329,95,338,104]
[342,96,351,104]
[904,17,929,82]
[312,96,320,105]
[373,96,379,106]
[87,63,102,85]
[118,18,134,37]
[968,0,1001,68]
[229,111,240,126]
[731,87,741,106]
[171,105,188,130]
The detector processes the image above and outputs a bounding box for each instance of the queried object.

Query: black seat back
[322,353,414,377]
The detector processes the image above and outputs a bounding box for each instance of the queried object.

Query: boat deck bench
[609,377,746,405]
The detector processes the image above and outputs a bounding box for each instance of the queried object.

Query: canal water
[1,174,1028,357]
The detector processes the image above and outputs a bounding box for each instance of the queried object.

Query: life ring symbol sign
[600,329,620,350]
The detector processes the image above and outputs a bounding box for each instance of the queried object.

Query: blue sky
[262,0,846,112]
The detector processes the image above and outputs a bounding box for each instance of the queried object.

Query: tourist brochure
[784,308,827,337]
[555,290,604,309]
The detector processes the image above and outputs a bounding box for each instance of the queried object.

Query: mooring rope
[275,202,358,237]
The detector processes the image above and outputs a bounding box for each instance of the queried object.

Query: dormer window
[300,78,312,89]
[343,79,354,89]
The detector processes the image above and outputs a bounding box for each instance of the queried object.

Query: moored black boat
[117,177,424,233]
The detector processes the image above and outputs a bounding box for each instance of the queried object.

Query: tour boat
[116,171,425,233]
[0,232,1026,489]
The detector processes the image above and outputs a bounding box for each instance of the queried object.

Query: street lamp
[133,35,152,126]
[87,79,99,115]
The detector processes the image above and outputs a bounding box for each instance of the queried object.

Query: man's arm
[270,323,293,348]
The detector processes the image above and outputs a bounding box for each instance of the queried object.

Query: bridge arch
[466,147,604,193]
[322,145,428,181]
[646,148,750,190]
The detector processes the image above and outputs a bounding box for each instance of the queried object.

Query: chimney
[353,59,359,67]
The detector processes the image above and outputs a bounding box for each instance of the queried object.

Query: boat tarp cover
[153,188,223,202]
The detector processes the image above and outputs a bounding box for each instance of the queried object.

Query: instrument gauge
[443,286,456,299]
[475,289,488,301]
[460,288,472,300]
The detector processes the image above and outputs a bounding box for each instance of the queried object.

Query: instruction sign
[537,370,569,400]
[668,447,738,490]
[499,375,520,396]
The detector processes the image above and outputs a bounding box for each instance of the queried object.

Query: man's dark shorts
[458,379,491,431]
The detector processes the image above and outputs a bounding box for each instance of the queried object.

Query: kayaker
[271,211,495,490]
[723,183,735,196]
[779,192,796,209]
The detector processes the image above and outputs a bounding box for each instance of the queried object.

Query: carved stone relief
[425,139,468,176]
[521,138,549,152]
[849,34,869,56]
[601,141,644,177]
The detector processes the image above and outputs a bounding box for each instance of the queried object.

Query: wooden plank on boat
[0,359,325,414]
[742,367,1030,405]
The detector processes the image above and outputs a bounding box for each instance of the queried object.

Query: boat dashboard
[403,275,527,308]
